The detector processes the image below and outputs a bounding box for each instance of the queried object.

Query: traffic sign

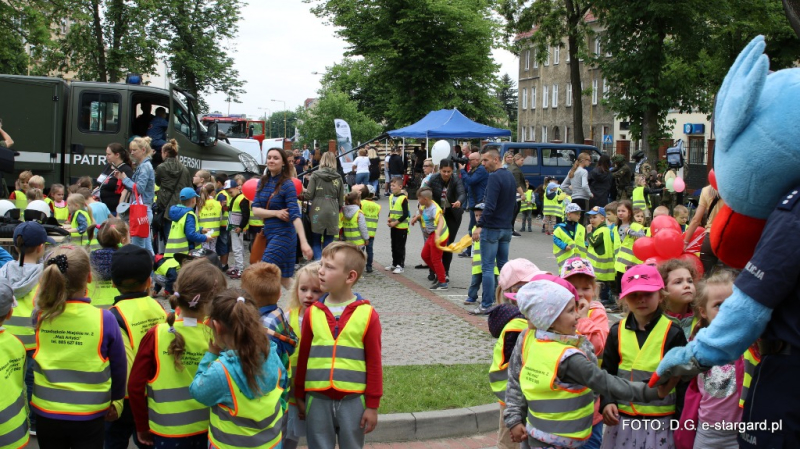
[603,135,613,144]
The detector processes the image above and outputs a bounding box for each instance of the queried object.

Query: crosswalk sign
[603,135,613,144]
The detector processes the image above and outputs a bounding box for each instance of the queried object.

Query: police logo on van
[179,155,202,170]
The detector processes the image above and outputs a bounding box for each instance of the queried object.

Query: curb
[298,403,500,444]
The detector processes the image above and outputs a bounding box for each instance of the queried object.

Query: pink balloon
[651,215,681,236]
[633,237,658,261]
[292,178,303,197]
[654,229,683,259]
[242,178,259,202]
[673,177,686,193]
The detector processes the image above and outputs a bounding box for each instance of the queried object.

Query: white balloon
[0,200,15,216]
[27,200,51,218]
[431,140,451,165]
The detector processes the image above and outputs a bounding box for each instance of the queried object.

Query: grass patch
[381,364,495,414]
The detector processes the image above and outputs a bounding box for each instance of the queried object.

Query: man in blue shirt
[471,147,516,314]
[459,150,489,258]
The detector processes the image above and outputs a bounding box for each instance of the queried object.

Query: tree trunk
[641,107,659,162]
[566,33,584,144]
[107,0,126,83]
[91,0,107,82]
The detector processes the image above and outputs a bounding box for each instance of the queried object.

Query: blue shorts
[216,229,230,255]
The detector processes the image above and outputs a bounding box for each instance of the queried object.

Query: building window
[544,49,550,66]
[592,78,598,105]
[566,83,573,107]
[522,87,528,109]
[533,49,538,69]
[554,46,560,65]
[525,50,530,71]
[603,78,609,98]
[554,126,561,141]
[542,126,548,142]
[566,45,570,63]
[595,38,601,55]
[566,127,571,143]
[521,126,527,141]
[543,85,549,109]
[531,86,536,109]
[530,126,535,142]
[552,84,558,108]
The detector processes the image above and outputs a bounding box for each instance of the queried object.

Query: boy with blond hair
[673,204,690,232]
[294,242,383,449]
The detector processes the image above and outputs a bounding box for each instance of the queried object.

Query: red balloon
[292,178,303,197]
[654,229,683,259]
[708,169,717,191]
[683,226,705,254]
[678,253,704,279]
[633,237,658,261]
[651,215,681,236]
[242,178,259,202]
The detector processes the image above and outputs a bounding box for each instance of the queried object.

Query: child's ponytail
[37,246,91,325]
[208,289,270,393]
[167,259,227,369]
[96,217,129,248]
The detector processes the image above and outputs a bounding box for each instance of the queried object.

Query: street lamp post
[258,107,271,138]
[271,99,286,140]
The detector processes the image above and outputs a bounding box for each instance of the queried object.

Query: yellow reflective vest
[69,209,92,245]
[32,301,112,416]
[165,211,199,258]
[147,321,211,437]
[0,328,28,448]
[520,190,533,212]
[471,240,500,276]
[53,202,69,224]
[488,317,527,403]
[111,296,167,397]
[361,200,381,238]
[617,314,676,416]
[614,222,644,273]
[5,287,37,350]
[198,198,222,238]
[287,307,303,406]
[552,222,586,268]
[543,188,563,218]
[340,210,366,246]
[521,331,594,442]
[86,279,119,310]
[632,186,649,211]
[209,362,284,449]
[388,194,408,230]
[305,304,372,394]
[587,224,615,282]
[13,191,27,210]
[217,190,231,228]
[740,346,761,408]
[419,203,449,244]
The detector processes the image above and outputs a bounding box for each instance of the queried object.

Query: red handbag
[128,184,150,238]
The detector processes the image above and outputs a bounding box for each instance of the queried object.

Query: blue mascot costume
[651,35,800,448]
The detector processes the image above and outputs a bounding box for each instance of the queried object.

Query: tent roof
[387,108,511,139]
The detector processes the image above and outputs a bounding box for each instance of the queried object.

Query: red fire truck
[201,114,266,146]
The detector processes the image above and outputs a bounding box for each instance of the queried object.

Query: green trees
[309,0,504,129]
[0,0,53,75]
[496,73,518,140]
[299,91,383,145]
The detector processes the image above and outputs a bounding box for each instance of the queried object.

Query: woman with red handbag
[98,143,133,215]
[116,136,156,255]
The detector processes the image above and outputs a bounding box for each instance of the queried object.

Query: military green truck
[0,75,260,186]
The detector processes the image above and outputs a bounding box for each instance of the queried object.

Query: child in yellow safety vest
[165,187,212,261]
[674,270,743,448]
[190,289,287,449]
[31,246,127,448]
[412,186,449,290]
[0,280,29,448]
[63,192,94,245]
[519,183,534,232]
[359,184,381,273]
[293,242,382,449]
[48,183,69,224]
[613,200,646,300]
[658,259,699,339]
[105,245,168,447]
[340,190,369,249]
[87,217,130,309]
[224,180,248,279]
[1,222,52,435]
[128,258,227,447]
[214,174,232,271]
[552,203,587,270]
[600,264,688,448]
[386,177,409,273]
[284,262,323,449]
[503,272,679,449]
[586,206,616,309]
[543,181,564,235]
[487,258,547,449]
[9,170,32,210]
[560,257,610,448]
[197,182,223,252]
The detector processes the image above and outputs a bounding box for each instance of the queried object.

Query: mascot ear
[714,35,769,154]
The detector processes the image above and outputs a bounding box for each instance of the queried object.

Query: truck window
[542,148,574,166]
[79,93,120,133]
[172,91,199,143]
[520,148,538,166]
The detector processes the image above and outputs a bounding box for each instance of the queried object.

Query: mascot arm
[651,287,772,385]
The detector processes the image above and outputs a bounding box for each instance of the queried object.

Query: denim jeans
[480,227,511,308]
[355,172,370,185]
[130,208,154,255]
[311,232,335,260]
[370,179,380,197]
[25,350,35,428]
[366,236,374,268]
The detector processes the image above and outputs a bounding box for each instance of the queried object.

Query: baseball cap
[0,280,15,317]
[515,279,579,330]
[498,259,548,292]
[179,187,200,201]
[224,179,238,189]
[560,257,596,279]
[565,203,582,214]
[620,264,665,299]
[111,245,154,287]
[473,202,485,210]
[586,206,606,216]
[13,221,56,249]
[547,182,559,192]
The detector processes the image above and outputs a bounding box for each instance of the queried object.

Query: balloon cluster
[632,215,704,277]
[241,177,303,202]
[665,176,686,193]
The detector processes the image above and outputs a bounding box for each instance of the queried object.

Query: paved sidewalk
[298,432,498,449]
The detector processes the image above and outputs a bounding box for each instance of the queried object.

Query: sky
[197,1,519,120]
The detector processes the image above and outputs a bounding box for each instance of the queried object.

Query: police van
[482,142,604,187]
[0,75,260,185]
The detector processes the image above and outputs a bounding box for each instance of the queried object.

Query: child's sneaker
[429,282,448,290]
[366,266,374,273]
[393,266,404,274]
[229,269,242,279]
[385,265,395,271]
[226,267,237,276]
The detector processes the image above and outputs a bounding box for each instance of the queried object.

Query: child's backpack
[666,139,685,169]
